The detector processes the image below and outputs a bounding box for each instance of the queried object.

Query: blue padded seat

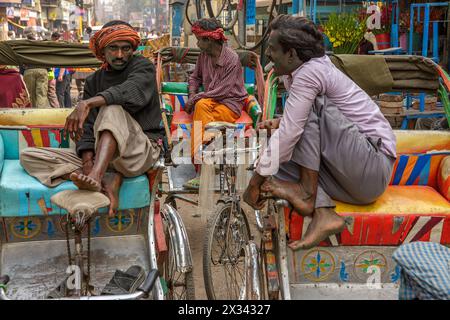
[0,160,150,217]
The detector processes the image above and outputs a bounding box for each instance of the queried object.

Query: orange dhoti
[191,98,240,162]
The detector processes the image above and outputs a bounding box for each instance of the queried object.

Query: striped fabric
[392,242,450,300]
[390,152,450,188]
[188,46,248,117]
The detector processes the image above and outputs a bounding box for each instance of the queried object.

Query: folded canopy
[0,41,442,95]
[0,40,101,68]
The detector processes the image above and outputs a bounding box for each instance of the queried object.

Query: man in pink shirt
[244,15,396,249]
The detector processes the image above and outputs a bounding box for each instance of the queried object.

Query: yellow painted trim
[395,130,450,153]
[336,186,450,214]
[0,108,72,126]
[31,128,43,147]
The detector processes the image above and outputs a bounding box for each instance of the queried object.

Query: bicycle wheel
[203,201,251,300]
[159,210,195,300]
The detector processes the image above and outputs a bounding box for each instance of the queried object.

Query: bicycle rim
[203,201,251,300]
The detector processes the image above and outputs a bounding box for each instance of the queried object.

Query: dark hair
[51,32,60,40]
[192,18,224,44]
[103,20,133,29]
[269,14,325,63]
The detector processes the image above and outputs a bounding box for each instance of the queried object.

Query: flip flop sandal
[183,177,200,190]
[101,265,145,295]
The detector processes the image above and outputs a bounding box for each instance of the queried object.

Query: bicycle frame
[257,199,292,300]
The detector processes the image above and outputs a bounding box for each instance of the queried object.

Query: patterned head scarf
[89,24,141,69]
[191,22,227,42]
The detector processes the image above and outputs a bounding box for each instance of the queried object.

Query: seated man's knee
[19,147,41,166]
[99,104,123,115]
[194,99,210,112]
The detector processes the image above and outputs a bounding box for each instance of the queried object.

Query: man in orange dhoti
[184,18,248,189]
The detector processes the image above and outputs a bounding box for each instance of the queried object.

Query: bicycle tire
[160,211,195,300]
[203,201,251,300]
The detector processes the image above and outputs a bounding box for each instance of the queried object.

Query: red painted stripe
[399,216,420,243]
[153,200,167,253]
[27,125,65,129]
[339,215,364,245]
[288,209,303,241]
[410,217,444,242]
[21,130,35,147]
[441,217,450,244]
[362,215,385,245]
[41,130,50,147]
[379,215,406,245]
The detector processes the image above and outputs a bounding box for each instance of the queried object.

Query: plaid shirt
[393,241,450,300]
[188,45,247,116]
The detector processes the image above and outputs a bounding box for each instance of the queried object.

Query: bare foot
[260,177,314,216]
[289,208,345,250]
[102,172,123,216]
[70,172,102,192]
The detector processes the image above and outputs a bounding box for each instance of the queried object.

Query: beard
[108,58,130,71]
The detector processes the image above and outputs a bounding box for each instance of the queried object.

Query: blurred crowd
[1,26,169,109]
[1,28,91,109]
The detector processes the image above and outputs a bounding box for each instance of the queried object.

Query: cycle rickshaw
[252,55,450,300]
[0,40,194,300]
[153,45,450,300]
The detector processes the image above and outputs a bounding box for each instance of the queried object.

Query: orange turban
[89,24,141,69]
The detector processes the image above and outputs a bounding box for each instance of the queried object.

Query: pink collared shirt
[256,55,397,176]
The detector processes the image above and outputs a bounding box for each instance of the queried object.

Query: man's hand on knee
[64,96,106,141]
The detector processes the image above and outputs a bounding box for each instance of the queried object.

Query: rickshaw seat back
[161,82,261,132]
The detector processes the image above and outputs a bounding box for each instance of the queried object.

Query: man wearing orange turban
[20,21,164,216]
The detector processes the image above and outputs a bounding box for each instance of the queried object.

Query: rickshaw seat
[285,130,450,245]
[0,160,150,217]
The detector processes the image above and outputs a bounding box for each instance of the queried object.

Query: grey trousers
[275,96,396,208]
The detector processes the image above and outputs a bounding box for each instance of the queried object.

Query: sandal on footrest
[101,265,146,295]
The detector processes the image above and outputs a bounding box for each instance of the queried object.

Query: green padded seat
[0,160,150,217]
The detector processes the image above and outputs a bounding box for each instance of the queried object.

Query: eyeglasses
[106,45,132,53]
